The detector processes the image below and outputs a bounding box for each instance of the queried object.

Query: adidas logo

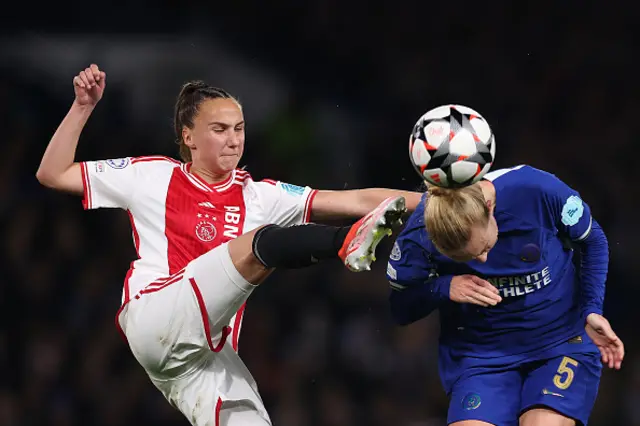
[198,202,216,209]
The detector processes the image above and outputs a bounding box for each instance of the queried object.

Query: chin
[219,158,240,172]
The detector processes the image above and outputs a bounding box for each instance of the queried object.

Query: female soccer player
[37,64,421,426]
[387,165,624,426]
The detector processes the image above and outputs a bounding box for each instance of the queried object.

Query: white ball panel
[449,130,477,156]
[450,161,479,183]
[489,135,496,157]
[470,117,492,142]
[423,120,450,147]
[411,139,431,166]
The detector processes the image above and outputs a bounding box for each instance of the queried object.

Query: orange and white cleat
[338,196,406,272]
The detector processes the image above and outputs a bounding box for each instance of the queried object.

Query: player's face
[450,211,499,263]
[186,98,245,174]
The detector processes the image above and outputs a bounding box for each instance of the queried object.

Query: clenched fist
[73,64,106,106]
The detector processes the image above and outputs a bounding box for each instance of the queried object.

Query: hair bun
[427,185,457,198]
[179,80,207,96]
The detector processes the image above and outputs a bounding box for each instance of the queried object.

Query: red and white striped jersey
[80,156,317,305]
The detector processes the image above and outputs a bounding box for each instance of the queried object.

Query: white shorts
[118,243,272,426]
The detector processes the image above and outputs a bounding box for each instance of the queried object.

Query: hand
[585,313,624,370]
[73,64,106,106]
[450,275,502,307]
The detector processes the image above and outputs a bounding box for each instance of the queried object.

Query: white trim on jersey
[180,164,214,192]
[575,216,593,241]
[389,281,407,291]
[483,164,526,182]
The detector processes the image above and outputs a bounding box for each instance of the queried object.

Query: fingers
[79,70,91,88]
[74,64,103,89]
[89,63,100,77]
[452,275,502,307]
[599,346,608,365]
[467,293,492,308]
[469,277,502,305]
[84,67,97,87]
[599,338,625,370]
[612,337,625,370]
[600,324,625,369]
[605,346,615,369]
[73,75,86,89]
[469,276,500,295]
[98,71,106,88]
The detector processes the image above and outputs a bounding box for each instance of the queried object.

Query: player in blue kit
[386,165,625,426]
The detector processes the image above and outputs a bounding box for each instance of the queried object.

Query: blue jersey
[387,165,608,390]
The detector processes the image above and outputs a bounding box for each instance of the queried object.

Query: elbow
[36,168,59,189]
[36,168,53,187]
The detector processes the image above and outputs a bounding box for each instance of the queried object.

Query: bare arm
[310,188,423,221]
[36,64,106,195]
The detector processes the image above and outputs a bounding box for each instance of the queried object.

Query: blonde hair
[424,184,490,255]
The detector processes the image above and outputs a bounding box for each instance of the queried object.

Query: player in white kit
[37,64,422,426]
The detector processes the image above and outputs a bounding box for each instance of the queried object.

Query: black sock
[252,224,350,269]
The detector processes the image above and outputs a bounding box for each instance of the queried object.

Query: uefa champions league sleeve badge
[561,195,584,227]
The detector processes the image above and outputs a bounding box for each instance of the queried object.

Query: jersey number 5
[553,356,579,390]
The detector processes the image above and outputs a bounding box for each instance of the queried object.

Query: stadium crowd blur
[1,3,637,425]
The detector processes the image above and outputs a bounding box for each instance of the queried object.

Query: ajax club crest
[195,213,217,242]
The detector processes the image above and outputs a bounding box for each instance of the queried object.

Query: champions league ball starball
[409,104,496,188]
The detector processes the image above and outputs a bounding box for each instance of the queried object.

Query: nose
[475,253,488,263]
[227,133,240,147]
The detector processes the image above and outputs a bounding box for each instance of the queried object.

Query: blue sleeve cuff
[582,305,604,319]
[432,275,453,302]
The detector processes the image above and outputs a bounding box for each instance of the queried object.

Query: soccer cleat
[339,196,407,272]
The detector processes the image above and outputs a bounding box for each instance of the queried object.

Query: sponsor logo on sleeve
[106,158,130,169]
[280,182,305,197]
[561,195,584,226]
[386,263,397,280]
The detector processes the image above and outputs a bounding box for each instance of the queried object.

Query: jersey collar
[181,163,236,193]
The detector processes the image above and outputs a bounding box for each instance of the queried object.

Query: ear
[486,198,495,214]
[183,127,196,149]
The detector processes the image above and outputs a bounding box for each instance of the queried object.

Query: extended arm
[36,65,105,194]
[311,188,423,220]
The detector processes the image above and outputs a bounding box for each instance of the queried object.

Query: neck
[190,165,232,185]
[478,180,496,205]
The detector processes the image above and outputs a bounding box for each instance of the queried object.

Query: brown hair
[424,184,490,255]
[173,81,239,162]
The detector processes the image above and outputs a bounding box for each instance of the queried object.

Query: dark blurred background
[1,2,638,425]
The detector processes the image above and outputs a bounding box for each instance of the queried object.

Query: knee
[227,237,272,285]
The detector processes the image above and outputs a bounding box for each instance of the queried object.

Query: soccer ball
[409,104,496,188]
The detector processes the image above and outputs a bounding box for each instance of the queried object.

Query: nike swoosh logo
[542,389,564,398]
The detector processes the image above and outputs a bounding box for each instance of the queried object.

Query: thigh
[519,407,576,426]
[187,242,257,331]
[448,368,522,426]
[520,353,602,426]
[125,244,256,378]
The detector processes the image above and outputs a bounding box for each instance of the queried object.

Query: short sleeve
[80,157,139,210]
[259,180,318,226]
[387,224,438,291]
[538,173,593,242]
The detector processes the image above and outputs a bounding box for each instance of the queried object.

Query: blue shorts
[447,352,602,426]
